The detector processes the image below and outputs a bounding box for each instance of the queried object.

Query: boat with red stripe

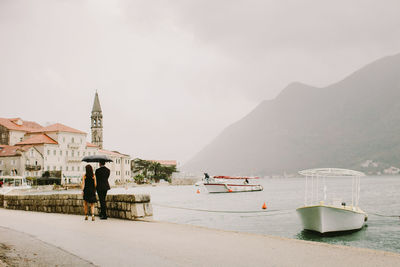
[203,175,263,193]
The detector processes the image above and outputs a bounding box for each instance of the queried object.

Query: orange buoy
[262,202,267,209]
[196,189,200,194]
[228,189,233,192]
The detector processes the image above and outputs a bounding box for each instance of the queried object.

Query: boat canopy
[213,176,259,179]
[298,168,365,208]
[299,168,365,178]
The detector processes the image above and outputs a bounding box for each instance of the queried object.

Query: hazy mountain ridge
[184,53,400,175]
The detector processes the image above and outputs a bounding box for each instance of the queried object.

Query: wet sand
[0,208,399,267]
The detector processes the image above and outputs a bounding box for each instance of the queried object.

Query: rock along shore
[0,209,400,267]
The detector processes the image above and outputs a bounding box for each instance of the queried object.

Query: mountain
[183,53,400,175]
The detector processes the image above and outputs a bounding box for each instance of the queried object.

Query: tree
[132,158,151,178]
[132,158,178,183]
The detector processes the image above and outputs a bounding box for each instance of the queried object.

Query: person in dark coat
[95,159,110,219]
[81,164,97,221]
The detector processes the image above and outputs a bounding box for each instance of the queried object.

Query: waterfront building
[149,160,177,167]
[0,118,43,145]
[99,149,131,184]
[0,92,131,185]
[0,145,41,177]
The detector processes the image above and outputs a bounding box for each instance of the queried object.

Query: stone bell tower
[91,91,103,149]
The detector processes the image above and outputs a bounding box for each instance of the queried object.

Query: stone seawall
[1,194,152,220]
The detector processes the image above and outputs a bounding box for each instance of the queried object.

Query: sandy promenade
[0,209,399,267]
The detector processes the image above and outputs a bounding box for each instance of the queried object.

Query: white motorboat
[296,168,367,234]
[203,176,263,193]
[0,176,31,194]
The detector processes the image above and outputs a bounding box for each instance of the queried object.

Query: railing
[66,156,82,162]
[67,143,81,149]
[25,165,41,171]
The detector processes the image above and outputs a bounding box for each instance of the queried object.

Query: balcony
[25,164,41,171]
[66,156,82,162]
[68,143,81,149]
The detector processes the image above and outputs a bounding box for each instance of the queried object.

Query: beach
[0,208,400,267]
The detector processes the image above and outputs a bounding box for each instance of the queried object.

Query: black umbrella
[81,154,113,163]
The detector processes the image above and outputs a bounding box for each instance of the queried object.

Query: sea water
[114,176,400,253]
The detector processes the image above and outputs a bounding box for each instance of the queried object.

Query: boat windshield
[0,176,27,187]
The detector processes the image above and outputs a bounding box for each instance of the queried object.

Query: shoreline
[0,209,400,266]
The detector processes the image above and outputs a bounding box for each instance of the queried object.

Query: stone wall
[1,193,152,220]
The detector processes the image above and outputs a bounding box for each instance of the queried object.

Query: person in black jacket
[95,159,110,219]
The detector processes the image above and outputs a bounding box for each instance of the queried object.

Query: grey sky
[1,0,400,164]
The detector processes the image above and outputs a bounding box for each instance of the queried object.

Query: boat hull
[296,205,366,233]
[204,183,263,193]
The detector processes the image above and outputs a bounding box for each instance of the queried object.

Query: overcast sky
[1,0,400,164]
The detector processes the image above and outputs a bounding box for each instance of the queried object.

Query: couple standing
[81,160,110,221]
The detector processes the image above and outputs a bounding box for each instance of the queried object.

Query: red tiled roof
[16,134,58,145]
[149,160,177,166]
[0,145,20,157]
[0,118,44,132]
[31,123,86,134]
[99,149,129,157]
[86,142,98,148]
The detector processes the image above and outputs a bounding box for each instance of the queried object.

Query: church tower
[91,91,103,149]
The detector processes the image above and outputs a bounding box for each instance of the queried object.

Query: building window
[30,150,34,157]
[63,137,65,143]
[83,152,86,156]
[53,150,56,156]
[77,151,80,157]
[72,166,74,171]
[11,160,16,165]
[47,166,50,171]
[47,150,50,155]
[77,166,80,171]
[72,137,75,143]
[53,166,56,171]
[72,151,74,157]
[26,159,29,164]
[0,160,3,165]
[66,166,69,171]
[60,150,62,156]
[60,166,62,171]
[66,151,68,156]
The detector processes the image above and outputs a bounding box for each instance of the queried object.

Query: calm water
[114,176,400,253]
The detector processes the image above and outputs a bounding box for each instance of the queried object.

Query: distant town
[0,92,177,186]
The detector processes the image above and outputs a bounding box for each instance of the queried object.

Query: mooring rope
[153,204,399,218]
[153,203,293,214]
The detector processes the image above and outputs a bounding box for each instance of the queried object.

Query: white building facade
[0,118,131,186]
